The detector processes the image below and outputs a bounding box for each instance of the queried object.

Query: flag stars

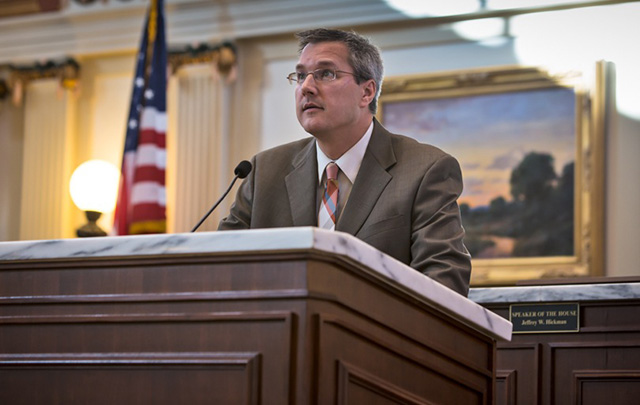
[135,77,144,87]
[145,89,154,100]
[129,119,138,129]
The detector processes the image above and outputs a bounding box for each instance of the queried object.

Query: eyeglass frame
[286,68,360,85]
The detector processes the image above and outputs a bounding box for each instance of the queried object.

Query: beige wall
[74,54,136,232]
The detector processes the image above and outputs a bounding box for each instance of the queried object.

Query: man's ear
[360,79,376,107]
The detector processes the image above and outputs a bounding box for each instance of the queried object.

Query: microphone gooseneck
[190,160,253,232]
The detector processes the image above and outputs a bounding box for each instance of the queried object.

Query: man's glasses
[286,68,358,85]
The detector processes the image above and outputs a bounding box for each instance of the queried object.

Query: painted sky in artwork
[382,87,576,207]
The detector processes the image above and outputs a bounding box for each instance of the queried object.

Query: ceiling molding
[0,0,408,63]
[1,0,636,64]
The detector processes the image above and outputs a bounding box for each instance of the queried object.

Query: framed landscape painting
[378,65,606,285]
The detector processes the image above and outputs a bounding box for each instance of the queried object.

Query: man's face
[294,41,370,139]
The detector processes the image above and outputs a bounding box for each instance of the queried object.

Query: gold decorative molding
[168,42,237,80]
[3,58,80,105]
[0,0,61,19]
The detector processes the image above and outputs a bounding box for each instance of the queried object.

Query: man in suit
[218,28,471,296]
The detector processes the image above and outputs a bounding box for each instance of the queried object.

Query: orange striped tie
[320,162,339,229]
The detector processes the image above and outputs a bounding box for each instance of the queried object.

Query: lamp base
[76,210,107,237]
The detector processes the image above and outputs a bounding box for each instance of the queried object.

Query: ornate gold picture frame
[378,65,606,286]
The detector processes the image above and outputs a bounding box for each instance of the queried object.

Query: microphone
[190,160,252,232]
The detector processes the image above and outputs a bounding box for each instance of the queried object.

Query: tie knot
[326,162,338,180]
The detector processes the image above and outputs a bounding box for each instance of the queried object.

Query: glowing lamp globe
[69,160,120,237]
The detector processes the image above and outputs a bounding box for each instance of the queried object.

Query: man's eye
[296,72,307,81]
[319,69,334,80]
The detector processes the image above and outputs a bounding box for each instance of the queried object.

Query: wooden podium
[0,228,511,404]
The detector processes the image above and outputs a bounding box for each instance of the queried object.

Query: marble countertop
[0,227,512,342]
[469,282,640,303]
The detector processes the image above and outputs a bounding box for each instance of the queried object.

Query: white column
[19,79,76,240]
[167,65,227,233]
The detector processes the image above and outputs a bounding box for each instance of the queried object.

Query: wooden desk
[1,228,511,404]
[471,279,640,405]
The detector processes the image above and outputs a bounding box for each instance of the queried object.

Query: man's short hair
[295,28,384,115]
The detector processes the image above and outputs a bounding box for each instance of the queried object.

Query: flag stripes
[113,0,167,235]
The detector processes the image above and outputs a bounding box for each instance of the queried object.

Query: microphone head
[234,160,252,179]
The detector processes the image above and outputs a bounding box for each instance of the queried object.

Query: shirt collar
[317,121,374,184]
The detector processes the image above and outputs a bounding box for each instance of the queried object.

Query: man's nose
[299,73,317,95]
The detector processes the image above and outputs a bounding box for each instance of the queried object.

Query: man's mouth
[302,103,323,112]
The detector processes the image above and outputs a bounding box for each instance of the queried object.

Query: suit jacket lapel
[337,120,396,236]
[285,140,318,226]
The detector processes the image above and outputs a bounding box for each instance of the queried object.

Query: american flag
[114,0,167,235]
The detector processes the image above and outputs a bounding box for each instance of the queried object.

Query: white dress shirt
[316,121,374,221]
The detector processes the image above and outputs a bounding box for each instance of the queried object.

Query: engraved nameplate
[510,302,579,334]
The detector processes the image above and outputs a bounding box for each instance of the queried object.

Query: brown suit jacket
[218,119,471,296]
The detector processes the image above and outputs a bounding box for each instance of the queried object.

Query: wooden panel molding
[0,352,260,404]
[336,360,431,405]
[550,342,640,404]
[496,369,517,405]
[496,343,540,405]
[0,310,294,403]
[573,370,640,405]
[315,313,489,404]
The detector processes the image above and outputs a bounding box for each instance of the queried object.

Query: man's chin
[300,119,327,136]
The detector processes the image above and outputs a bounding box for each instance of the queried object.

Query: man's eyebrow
[295,61,338,71]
